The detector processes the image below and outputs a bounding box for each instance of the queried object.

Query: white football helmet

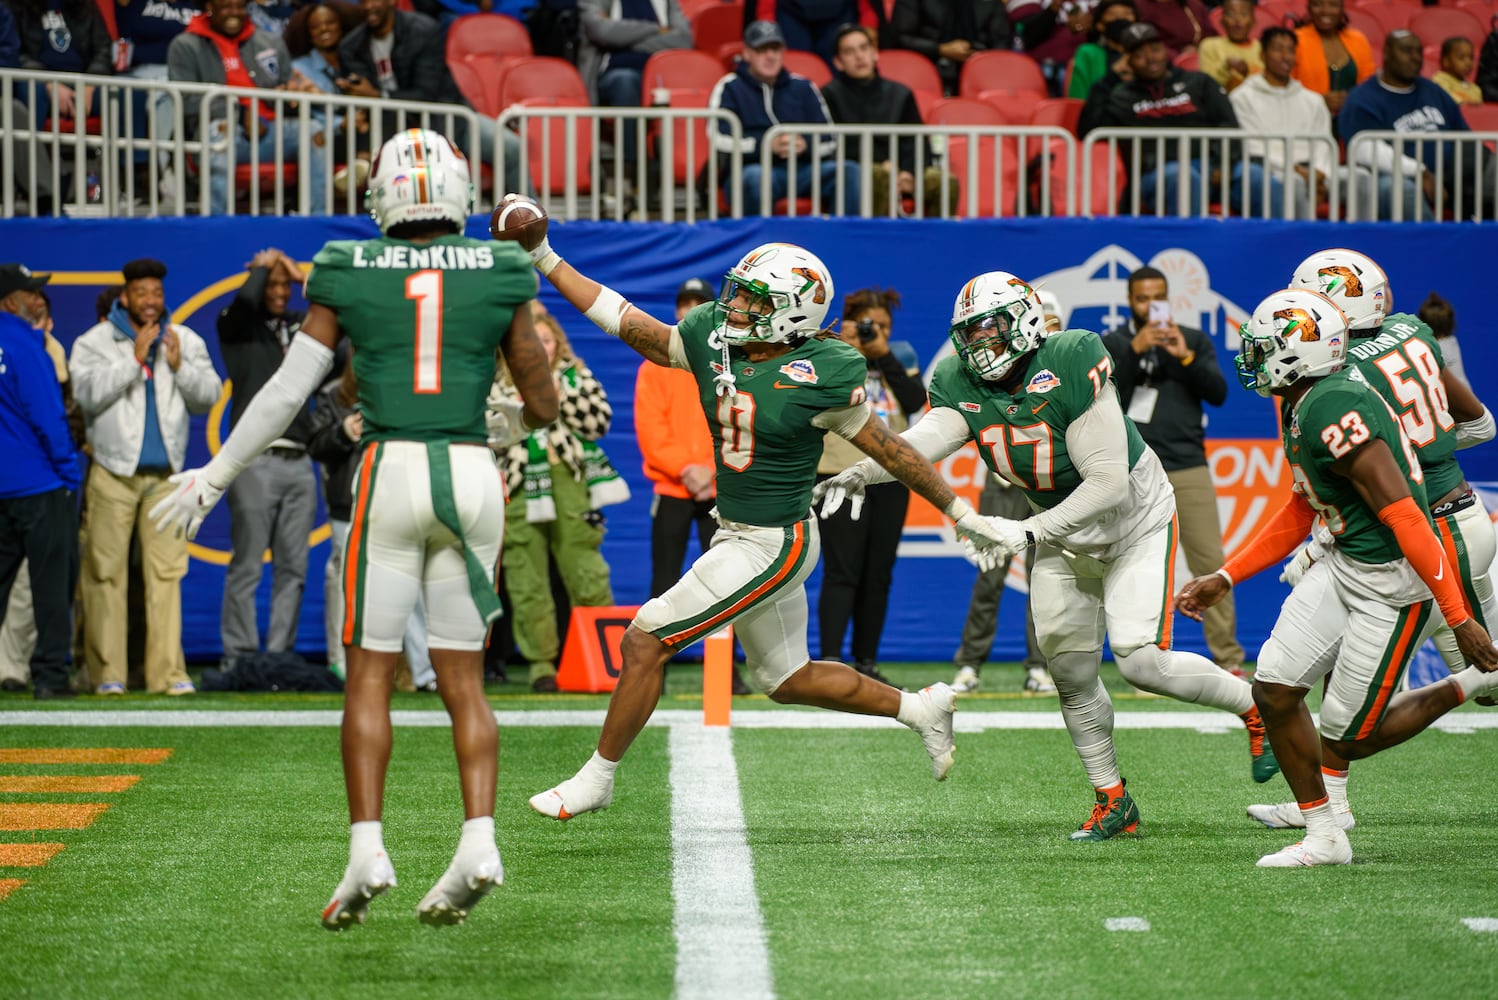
[948,271,1047,381]
[1289,249,1389,332]
[366,128,474,235]
[1237,288,1350,397]
[716,243,833,346]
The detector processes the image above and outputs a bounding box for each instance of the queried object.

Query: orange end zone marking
[0,843,64,866]
[0,803,111,831]
[0,879,26,901]
[0,776,141,793]
[0,749,172,765]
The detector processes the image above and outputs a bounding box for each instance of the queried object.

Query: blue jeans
[208,117,328,215]
[738,159,860,216]
[598,67,644,161]
[1137,160,1284,217]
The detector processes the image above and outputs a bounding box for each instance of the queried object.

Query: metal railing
[1344,130,1498,223]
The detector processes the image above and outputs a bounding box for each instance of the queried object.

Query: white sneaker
[908,682,956,781]
[321,851,397,930]
[416,847,503,926]
[528,772,614,821]
[1024,667,1057,695]
[1256,831,1353,868]
[1247,801,1356,831]
[950,665,980,694]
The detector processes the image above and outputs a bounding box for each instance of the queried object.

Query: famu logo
[1273,307,1321,342]
[791,267,826,304]
[778,359,818,384]
[1317,265,1364,298]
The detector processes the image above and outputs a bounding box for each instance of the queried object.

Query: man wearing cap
[1078,20,1282,216]
[708,19,860,215]
[0,264,82,699]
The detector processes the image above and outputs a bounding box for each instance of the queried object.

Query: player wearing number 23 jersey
[819,271,1276,843]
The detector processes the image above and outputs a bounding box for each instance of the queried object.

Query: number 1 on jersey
[406,270,443,394]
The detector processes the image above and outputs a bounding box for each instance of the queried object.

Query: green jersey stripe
[1348,600,1432,739]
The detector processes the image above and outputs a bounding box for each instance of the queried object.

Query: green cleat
[1245,708,1280,784]
[1068,781,1141,842]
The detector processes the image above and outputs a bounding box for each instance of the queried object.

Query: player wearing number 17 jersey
[1177,287,1498,867]
[149,130,560,927]
[815,272,1277,842]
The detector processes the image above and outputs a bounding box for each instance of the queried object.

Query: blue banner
[8,215,1496,665]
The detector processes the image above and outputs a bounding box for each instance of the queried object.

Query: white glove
[485,393,529,449]
[962,537,1011,573]
[1279,523,1332,586]
[813,463,872,520]
[149,469,226,540]
[954,512,1030,559]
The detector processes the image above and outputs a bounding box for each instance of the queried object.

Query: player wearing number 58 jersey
[149,130,561,928]
[816,272,1277,843]
[1177,287,1498,868]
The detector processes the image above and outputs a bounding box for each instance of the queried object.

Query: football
[490,194,549,251]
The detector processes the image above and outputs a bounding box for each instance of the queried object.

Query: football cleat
[909,683,956,780]
[1256,832,1353,868]
[950,665,981,694]
[1246,801,1355,831]
[321,851,397,931]
[1024,667,1057,695]
[1243,708,1280,784]
[417,848,503,927]
[528,773,614,821]
[1069,781,1141,841]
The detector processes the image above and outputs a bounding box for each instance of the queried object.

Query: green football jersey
[1346,312,1462,500]
[306,235,538,443]
[1284,367,1430,565]
[927,329,1146,511]
[674,303,866,527]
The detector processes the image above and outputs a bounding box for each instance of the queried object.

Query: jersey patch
[778,358,819,384]
[1026,369,1061,394]
[959,401,981,413]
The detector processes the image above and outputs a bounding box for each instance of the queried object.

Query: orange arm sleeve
[1221,492,1317,584]
[1377,496,1470,627]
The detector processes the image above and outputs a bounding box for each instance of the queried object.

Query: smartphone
[1148,300,1171,326]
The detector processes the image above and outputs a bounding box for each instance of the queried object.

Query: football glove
[485,392,530,450]
[1280,523,1332,586]
[149,470,226,540]
[813,463,872,520]
[954,513,1030,562]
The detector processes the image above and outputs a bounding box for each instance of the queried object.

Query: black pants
[0,488,78,691]
[650,494,718,599]
[816,478,909,664]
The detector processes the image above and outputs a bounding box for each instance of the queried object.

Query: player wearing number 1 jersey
[149,130,560,927]
[816,272,1277,842]
[1177,287,1498,867]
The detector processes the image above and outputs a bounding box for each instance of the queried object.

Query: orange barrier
[702,627,733,727]
[556,606,641,693]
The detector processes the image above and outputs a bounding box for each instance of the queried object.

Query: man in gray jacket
[69,258,221,694]
[580,0,692,106]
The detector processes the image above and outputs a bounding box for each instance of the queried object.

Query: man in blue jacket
[709,19,860,215]
[0,264,81,700]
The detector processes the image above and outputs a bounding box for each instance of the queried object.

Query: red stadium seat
[959,51,1047,100]
[783,49,831,87]
[450,60,497,118]
[928,99,1015,217]
[1409,7,1488,47]
[445,13,533,66]
[975,90,1045,124]
[515,97,595,196]
[1463,102,1498,132]
[1029,97,1084,135]
[498,57,589,108]
[642,49,729,101]
[716,40,743,70]
[648,89,715,185]
[1454,0,1498,29]
[693,3,745,55]
[678,0,728,18]
[927,97,1006,127]
[1172,48,1200,71]
[1344,9,1387,55]
[1351,0,1419,37]
[876,49,943,108]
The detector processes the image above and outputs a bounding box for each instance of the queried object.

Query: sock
[1321,767,1350,813]
[895,690,926,728]
[459,816,495,853]
[350,820,384,861]
[1450,668,1496,703]
[582,750,620,781]
[1300,798,1338,840]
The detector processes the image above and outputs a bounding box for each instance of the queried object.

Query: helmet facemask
[716,273,785,346]
[951,300,1039,381]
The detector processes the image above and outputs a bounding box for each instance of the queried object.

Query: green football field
[1,663,1496,1000]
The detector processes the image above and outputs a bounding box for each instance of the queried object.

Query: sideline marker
[703,627,734,728]
[555,606,641,693]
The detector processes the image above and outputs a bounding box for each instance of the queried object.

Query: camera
[856,318,878,343]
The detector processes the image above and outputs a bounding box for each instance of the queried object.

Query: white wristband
[943,496,973,521]
[1214,568,1235,588]
[533,249,561,276]
[584,287,630,336]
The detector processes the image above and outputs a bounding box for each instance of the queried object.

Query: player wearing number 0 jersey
[1177,287,1498,868]
[149,130,561,927]
[1242,250,1498,834]
[815,272,1277,843]
[503,210,1014,824]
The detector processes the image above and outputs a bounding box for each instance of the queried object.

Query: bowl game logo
[1026,369,1062,394]
[778,359,818,385]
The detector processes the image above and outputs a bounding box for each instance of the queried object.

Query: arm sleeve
[166,36,205,122]
[202,333,334,487]
[83,7,113,76]
[1220,491,1317,584]
[68,333,143,415]
[582,5,661,49]
[859,406,972,485]
[14,340,81,491]
[1454,406,1495,449]
[709,75,756,155]
[1021,384,1131,542]
[889,0,939,60]
[874,353,928,415]
[666,325,690,369]
[811,401,874,438]
[1378,495,1470,626]
[219,267,270,341]
[171,331,224,413]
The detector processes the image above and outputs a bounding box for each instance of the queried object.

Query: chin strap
[714,330,737,398]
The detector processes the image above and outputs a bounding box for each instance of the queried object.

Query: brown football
[489,194,549,250]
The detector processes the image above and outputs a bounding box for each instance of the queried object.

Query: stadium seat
[1030,97,1084,135]
[783,49,831,87]
[928,99,1015,217]
[514,97,595,196]
[1344,9,1387,54]
[1454,0,1498,28]
[1257,0,1299,25]
[975,90,1045,124]
[1409,7,1488,47]
[445,13,533,66]
[928,97,1006,127]
[678,0,727,18]
[642,49,729,101]
[693,3,744,55]
[1463,103,1498,132]
[1351,0,1419,36]
[716,41,743,69]
[876,50,943,108]
[959,51,1047,100]
[648,90,714,185]
[1172,48,1200,71]
[450,60,498,118]
[499,57,589,108]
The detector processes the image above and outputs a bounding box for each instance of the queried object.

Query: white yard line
[668,726,774,1000]
[1104,917,1152,932]
[1460,918,1498,932]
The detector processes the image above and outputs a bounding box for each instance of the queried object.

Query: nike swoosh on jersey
[773,381,799,390]
[1031,400,1050,415]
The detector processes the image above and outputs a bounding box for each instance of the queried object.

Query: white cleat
[321,851,397,930]
[1247,801,1355,831]
[416,848,503,927]
[950,665,980,694]
[528,774,614,821]
[910,682,956,781]
[1024,667,1057,695]
[1256,832,1353,868]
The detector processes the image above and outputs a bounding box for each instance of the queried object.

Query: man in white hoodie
[1229,27,1336,219]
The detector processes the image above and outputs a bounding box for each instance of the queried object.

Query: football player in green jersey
[151,130,559,927]
[1177,287,1498,867]
[1240,248,1498,833]
[817,271,1276,843]
[501,209,1010,823]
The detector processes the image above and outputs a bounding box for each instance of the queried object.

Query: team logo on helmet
[1007,277,1035,297]
[1317,266,1364,298]
[778,359,819,384]
[790,267,827,305]
[1273,307,1321,342]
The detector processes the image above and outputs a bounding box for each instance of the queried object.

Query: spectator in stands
[745,1,888,70]
[70,258,221,695]
[888,0,1012,96]
[1066,0,1136,99]
[820,23,956,216]
[308,357,435,688]
[1131,0,1214,54]
[338,0,524,196]
[1479,26,1498,102]
[284,2,371,191]
[1418,291,1466,384]
[816,287,926,686]
[216,249,318,672]
[1196,0,1260,91]
[409,0,536,31]
[112,0,196,198]
[11,0,112,124]
[168,0,329,215]
[1,4,56,215]
[250,0,298,36]
[0,263,80,700]
[1292,0,1373,116]
[0,2,16,69]
[1433,36,1483,106]
[492,313,623,693]
[1101,266,1244,677]
[1229,26,1333,218]
[579,0,692,108]
[709,20,860,215]
[1080,22,1281,216]
[1009,0,1093,97]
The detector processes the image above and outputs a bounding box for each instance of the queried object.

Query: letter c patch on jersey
[778,359,819,384]
[1026,369,1062,394]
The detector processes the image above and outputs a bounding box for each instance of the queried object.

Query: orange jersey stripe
[342,445,379,647]
[1157,515,1179,650]
[661,522,806,646]
[1355,605,1424,740]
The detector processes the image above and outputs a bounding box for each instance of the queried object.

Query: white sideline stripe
[3,709,1497,731]
[1461,918,1498,932]
[1104,917,1151,932]
[669,727,774,1000]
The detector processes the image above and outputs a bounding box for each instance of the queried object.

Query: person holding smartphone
[1100,265,1245,677]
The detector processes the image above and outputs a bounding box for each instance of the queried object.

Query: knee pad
[1113,644,1161,690]
[1047,649,1103,698]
